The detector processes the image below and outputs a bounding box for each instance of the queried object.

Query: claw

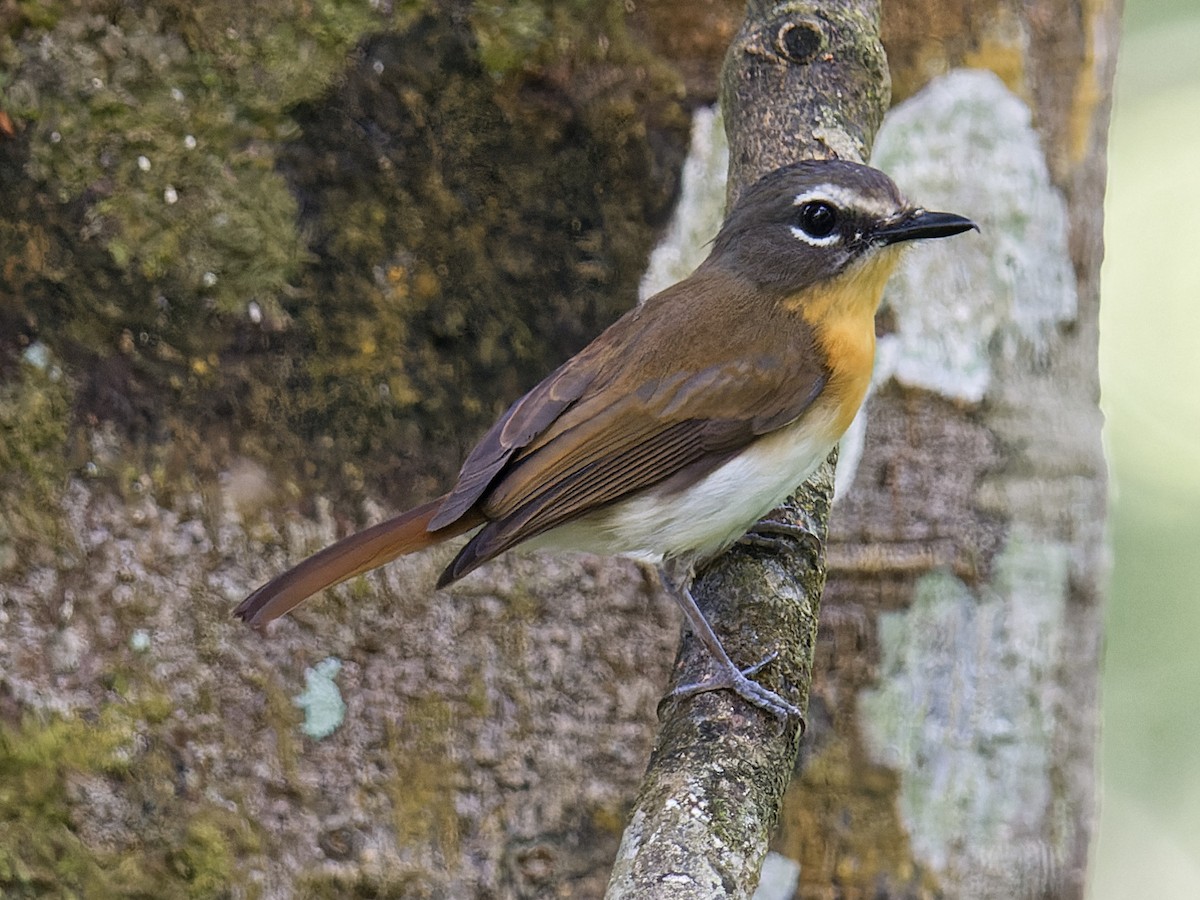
[737,519,822,561]
[668,652,802,722]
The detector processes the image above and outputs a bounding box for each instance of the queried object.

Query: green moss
[4,1,66,33]
[0,346,73,570]
[0,0,412,400]
[270,10,687,503]
[9,8,304,326]
[470,0,637,77]
[0,696,259,898]
[169,820,235,898]
[252,671,301,784]
[0,1,688,508]
[385,697,459,861]
[471,0,552,76]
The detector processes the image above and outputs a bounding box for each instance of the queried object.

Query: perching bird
[235,158,976,718]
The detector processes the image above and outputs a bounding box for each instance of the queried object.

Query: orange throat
[787,245,903,435]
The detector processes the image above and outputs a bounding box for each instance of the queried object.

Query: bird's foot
[737,519,822,561]
[663,651,804,725]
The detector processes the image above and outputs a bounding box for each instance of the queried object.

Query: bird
[234,158,976,719]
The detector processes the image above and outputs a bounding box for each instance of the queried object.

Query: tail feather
[234,497,483,627]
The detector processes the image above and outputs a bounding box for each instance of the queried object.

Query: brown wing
[427,342,605,530]
[437,361,826,583]
[433,272,828,584]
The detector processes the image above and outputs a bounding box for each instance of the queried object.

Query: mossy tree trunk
[0,0,1116,897]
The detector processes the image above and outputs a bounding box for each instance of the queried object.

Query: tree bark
[0,0,1117,895]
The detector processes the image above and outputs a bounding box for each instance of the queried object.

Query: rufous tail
[233,497,484,627]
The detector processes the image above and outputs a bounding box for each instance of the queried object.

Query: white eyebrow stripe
[793,185,899,219]
[789,225,841,247]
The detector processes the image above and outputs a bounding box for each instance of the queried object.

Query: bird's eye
[797,201,838,239]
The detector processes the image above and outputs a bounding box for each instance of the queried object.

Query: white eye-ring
[790,225,841,247]
[792,199,841,246]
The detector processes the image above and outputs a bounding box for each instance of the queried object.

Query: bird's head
[708,159,977,295]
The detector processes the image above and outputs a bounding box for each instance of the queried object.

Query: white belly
[532,405,840,564]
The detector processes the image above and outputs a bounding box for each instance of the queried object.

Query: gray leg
[658,566,802,721]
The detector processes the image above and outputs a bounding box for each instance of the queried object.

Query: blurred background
[1093,0,1200,896]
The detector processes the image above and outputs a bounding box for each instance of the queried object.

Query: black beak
[874,210,978,245]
